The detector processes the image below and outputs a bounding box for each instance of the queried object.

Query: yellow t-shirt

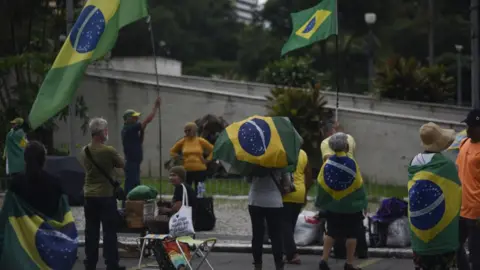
[320,134,356,160]
[283,150,309,204]
[170,137,214,172]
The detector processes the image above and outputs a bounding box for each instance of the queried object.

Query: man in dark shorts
[121,97,161,199]
[316,133,366,270]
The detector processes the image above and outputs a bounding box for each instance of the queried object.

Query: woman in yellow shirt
[282,149,313,264]
[170,122,214,193]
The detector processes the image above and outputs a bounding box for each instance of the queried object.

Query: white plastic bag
[294,210,323,246]
[169,184,195,237]
[386,217,411,247]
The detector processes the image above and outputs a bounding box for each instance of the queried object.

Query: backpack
[269,171,295,195]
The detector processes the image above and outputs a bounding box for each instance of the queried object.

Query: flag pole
[147,15,163,198]
[334,0,340,122]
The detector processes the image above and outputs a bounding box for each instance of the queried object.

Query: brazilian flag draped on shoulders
[0,192,78,269]
[315,152,367,213]
[28,0,149,129]
[281,0,337,56]
[407,153,461,255]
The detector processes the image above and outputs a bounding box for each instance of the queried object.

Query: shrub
[375,56,455,103]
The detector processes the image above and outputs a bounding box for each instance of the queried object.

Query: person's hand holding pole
[141,96,161,130]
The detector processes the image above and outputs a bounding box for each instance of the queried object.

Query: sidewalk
[72,198,414,259]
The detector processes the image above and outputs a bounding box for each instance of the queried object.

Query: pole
[457,50,463,106]
[66,0,76,155]
[335,34,340,122]
[472,0,480,108]
[147,16,163,195]
[428,0,435,66]
[368,28,374,94]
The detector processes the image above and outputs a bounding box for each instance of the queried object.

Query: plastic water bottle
[197,182,205,198]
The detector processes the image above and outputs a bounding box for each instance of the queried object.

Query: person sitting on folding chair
[151,166,197,233]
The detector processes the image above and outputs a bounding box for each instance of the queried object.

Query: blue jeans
[124,161,141,205]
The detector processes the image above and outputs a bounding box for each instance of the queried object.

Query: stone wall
[55,74,464,185]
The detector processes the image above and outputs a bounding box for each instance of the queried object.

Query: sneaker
[319,260,331,270]
[344,263,362,270]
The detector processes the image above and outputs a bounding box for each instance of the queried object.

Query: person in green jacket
[4,117,28,176]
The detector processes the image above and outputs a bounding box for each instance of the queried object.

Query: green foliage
[375,56,455,103]
[259,56,326,88]
[266,85,332,168]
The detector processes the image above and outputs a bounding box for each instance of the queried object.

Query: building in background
[234,0,259,24]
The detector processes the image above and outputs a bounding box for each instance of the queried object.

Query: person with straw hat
[408,122,460,270]
[3,117,28,179]
[121,97,161,199]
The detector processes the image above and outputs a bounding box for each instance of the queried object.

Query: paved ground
[73,248,414,270]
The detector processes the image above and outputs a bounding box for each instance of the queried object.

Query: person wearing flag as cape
[316,132,366,270]
[408,122,461,270]
[3,117,28,179]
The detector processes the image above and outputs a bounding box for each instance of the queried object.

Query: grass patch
[136,177,407,200]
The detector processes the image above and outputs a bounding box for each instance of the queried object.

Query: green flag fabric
[0,192,78,269]
[315,152,367,213]
[28,0,148,129]
[281,0,338,56]
[4,128,28,174]
[407,153,461,255]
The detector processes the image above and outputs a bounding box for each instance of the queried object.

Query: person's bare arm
[141,97,161,130]
[159,201,182,214]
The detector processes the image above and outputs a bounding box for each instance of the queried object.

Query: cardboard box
[125,200,155,229]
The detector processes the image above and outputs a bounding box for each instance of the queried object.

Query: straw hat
[419,122,456,152]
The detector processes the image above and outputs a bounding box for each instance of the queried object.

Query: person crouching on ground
[408,122,460,270]
[282,149,313,265]
[316,132,367,270]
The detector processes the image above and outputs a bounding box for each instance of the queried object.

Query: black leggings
[282,203,303,260]
[457,217,480,270]
[248,205,283,267]
[186,170,207,192]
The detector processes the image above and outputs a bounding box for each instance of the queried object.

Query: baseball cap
[10,117,24,125]
[463,109,480,127]
[123,109,141,120]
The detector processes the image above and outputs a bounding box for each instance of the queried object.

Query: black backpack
[194,197,216,231]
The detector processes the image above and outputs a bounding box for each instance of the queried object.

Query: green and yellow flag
[28,0,149,129]
[281,0,338,56]
[407,153,461,255]
[0,193,78,269]
[315,152,367,213]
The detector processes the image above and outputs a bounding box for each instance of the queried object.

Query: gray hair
[329,132,348,152]
[88,117,108,136]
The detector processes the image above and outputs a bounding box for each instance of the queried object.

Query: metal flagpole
[334,0,340,122]
[66,0,76,156]
[147,15,163,197]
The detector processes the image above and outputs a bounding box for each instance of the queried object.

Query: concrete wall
[86,68,471,122]
[90,57,182,76]
[54,74,465,186]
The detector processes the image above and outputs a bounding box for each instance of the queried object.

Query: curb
[79,239,413,259]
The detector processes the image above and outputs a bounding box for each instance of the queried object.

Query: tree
[266,84,332,168]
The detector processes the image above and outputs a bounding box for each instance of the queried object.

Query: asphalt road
[73,247,415,270]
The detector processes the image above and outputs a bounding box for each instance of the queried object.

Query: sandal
[284,255,301,265]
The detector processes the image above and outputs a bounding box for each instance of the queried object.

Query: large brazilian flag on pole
[28,0,149,129]
[0,193,78,269]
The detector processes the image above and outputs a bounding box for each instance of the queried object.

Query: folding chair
[175,236,217,270]
[136,234,170,269]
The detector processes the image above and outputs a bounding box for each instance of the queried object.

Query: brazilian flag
[0,192,78,269]
[213,116,302,176]
[281,0,338,56]
[28,0,149,129]
[315,152,367,213]
[408,153,461,255]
